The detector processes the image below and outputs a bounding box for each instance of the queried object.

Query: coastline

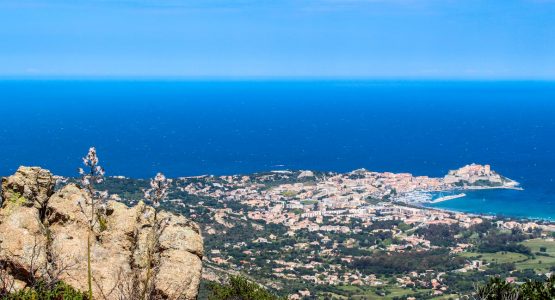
[451,185,524,191]
[398,182,553,222]
[421,203,554,222]
[419,187,555,222]
[21,164,555,222]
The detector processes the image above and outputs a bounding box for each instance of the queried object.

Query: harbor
[430,193,467,203]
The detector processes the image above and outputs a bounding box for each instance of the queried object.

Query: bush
[2,281,88,300]
[206,276,284,300]
[477,232,531,255]
[475,275,555,299]
[351,249,465,275]
[415,224,462,247]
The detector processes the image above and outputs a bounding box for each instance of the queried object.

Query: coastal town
[109,164,555,299]
[177,163,524,234]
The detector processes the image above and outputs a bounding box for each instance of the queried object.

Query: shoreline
[419,198,555,223]
[406,186,555,223]
[415,202,554,223]
[399,185,525,205]
[454,185,524,191]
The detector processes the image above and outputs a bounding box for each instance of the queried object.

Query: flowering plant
[77,147,108,299]
[143,172,171,208]
[77,147,108,222]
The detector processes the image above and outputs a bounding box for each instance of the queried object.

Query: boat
[395,191,432,203]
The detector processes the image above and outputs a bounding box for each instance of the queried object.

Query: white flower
[78,146,108,226]
[80,146,105,187]
[98,191,109,199]
[144,172,171,208]
[95,166,105,176]
[83,147,99,168]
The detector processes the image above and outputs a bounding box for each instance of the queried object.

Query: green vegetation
[320,285,457,300]
[353,249,466,275]
[477,231,531,255]
[301,200,318,205]
[2,281,88,300]
[416,224,462,247]
[522,238,555,254]
[97,177,149,201]
[281,190,297,198]
[475,276,555,300]
[458,252,528,265]
[7,191,26,206]
[515,256,555,273]
[291,208,303,215]
[458,239,555,273]
[4,191,26,214]
[206,276,284,300]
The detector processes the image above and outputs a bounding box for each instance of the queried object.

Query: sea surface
[1,80,554,219]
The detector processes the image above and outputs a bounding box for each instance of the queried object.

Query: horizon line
[1,75,555,82]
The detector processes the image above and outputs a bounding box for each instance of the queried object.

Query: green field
[458,251,528,264]
[515,239,555,272]
[458,239,555,273]
[522,238,555,253]
[301,199,318,205]
[320,286,454,300]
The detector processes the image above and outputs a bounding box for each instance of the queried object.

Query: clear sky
[1,0,554,79]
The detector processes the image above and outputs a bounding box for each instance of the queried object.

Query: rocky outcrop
[1,166,55,211]
[0,167,203,299]
[0,167,53,290]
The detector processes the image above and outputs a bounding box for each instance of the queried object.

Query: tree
[474,276,555,300]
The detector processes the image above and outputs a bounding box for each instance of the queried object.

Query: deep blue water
[1,80,554,219]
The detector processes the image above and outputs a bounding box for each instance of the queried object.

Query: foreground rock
[0,166,203,299]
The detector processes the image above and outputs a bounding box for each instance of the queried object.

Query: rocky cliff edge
[0,166,203,299]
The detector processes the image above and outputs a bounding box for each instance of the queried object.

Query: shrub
[2,281,88,300]
[206,276,283,300]
[475,275,555,299]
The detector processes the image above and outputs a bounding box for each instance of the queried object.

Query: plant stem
[88,170,95,300]
[142,249,152,300]
[87,229,93,300]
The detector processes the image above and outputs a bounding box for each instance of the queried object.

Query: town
[107,164,555,299]
[177,164,525,235]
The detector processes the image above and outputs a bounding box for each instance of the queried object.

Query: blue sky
[1,0,554,79]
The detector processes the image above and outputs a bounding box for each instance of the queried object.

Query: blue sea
[1,80,554,220]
